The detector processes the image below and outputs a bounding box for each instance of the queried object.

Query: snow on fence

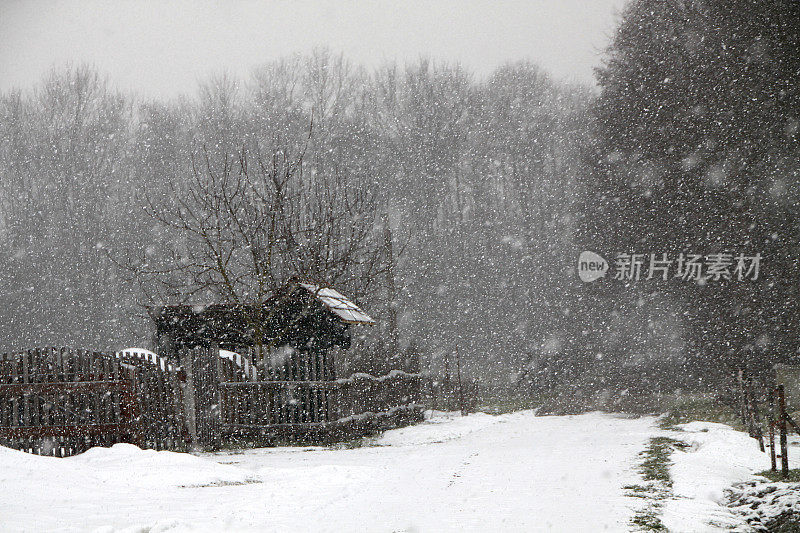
[116,348,179,372]
[0,345,423,455]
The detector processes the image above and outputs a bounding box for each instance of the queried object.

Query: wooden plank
[249,385,257,426]
[219,387,228,426]
[119,369,140,448]
[91,354,103,425]
[63,351,76,428]
[0,380,132,395]
[11,352,19,383]
[189,345,222,449]
[145,365,159,448]
[156,366,169,448]
[140,365,153,448]
[242,386,251,425]
[32,350,43,427]
[0,387,8,427]
[10,395,19,427]
[252,385,261,426]
[102,357,112,424]
[222,421,330,429]
[0,423,134,438]
[21,351,31,427]
[46,348,58,427]
[303,386,311,423]
[57,347,67,382]
[267,386,275,426]
[312,388,321,423]
[168,368,187,448]
[219,380,339,388]
[160,367,174,447]
[229,385,238,426]
[21,350,30,384]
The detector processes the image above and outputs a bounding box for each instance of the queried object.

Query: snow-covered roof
[300,283,375,325]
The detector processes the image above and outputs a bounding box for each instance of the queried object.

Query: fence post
[120,365,142,448]
[778,384,789,477]
[738,368,748,428]
[768,390,777,472]
[746,376,765,452]
[455,347,466,416]
[180,345,222,450]
[330,381,343,422]
[179,348,198,447]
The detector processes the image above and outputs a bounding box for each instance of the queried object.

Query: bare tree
[119,130,385,355]
[0,66,134,350]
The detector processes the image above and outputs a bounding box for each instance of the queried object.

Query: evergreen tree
[579,0,800,386]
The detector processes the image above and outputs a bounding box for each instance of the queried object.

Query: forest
[0,0,797,412]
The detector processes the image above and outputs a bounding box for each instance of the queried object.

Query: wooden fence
[211,347,423,443]
[0,346,424,455]
[737,367,800,478]
[116,350,187,451]
[332,371,424,438]
[424,376,479,414]
[218,370,419,427]
[217,372,422,442]
[0,348,137,456]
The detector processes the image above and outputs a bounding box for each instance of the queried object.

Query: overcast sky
[0,0,627,99]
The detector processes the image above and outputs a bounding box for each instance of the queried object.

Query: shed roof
[148,282,374,326]
[146,282,374,350]
[299,283,375,325]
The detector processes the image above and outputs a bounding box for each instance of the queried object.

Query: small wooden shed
[148,282,374,380]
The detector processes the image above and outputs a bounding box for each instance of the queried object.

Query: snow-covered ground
[663,421,800,532]
[0,411,787,532]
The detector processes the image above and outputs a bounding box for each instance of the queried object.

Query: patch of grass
[755,469,800,483]
[631,509,669,532]
[624,483,656,493]
[659,395,745,431]
[772,517,800,532]
[179,479,261,488]
[639,437,687,485]
[623,484,661,499]
[627,436,687,531]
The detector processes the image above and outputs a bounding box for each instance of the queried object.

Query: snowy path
[1,411,656,532]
